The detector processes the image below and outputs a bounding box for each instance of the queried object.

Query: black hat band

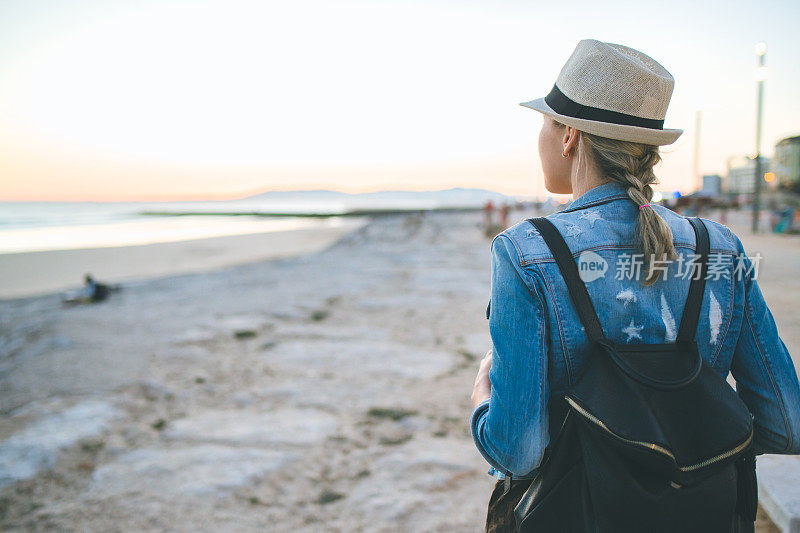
[544,84,665,130]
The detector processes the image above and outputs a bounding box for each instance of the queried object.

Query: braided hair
[554,121,677,285]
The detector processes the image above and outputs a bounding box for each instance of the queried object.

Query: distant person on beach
[83,274,110,302]
[470,39,800,532]
[483,200,495,230]
[498,203,510,228]
[61,273,119,306]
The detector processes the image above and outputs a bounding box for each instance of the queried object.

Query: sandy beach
[0,218,367,299]
[0,208,797,531]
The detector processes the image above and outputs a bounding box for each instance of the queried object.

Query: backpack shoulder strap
[528,218,606,343]
[676,217,711,343]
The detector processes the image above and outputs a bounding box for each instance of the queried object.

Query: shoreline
[0,217,367,299]
[138,205,485,218]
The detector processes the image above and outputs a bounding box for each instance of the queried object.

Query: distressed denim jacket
[470,181,800,480]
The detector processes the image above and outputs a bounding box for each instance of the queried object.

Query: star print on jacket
[579,210,604,227]
[622,319,644,342]
[564,223,583,239]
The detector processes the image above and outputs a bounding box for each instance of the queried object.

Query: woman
[469,39,800,531]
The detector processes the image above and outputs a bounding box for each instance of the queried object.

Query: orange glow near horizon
[0,151,546,202]
[1,1,798,202]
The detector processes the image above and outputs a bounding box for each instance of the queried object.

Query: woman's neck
[571,173,607,199]
[569,146,606,199]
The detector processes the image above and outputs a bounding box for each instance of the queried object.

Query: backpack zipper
[679,431,753,472]
[565,396,753,472]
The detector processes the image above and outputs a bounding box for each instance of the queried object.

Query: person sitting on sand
[61,273,117,306]
[83,274,110,303]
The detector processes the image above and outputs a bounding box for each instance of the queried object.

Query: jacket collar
[559,181,631,213]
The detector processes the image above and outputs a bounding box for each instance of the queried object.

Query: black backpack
[506,216,758,533]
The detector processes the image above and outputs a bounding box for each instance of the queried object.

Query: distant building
[725,156,772,195]
[701,174,722,196]
[773,135,800,189]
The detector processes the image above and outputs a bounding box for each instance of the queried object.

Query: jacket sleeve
[730,236,800,455]
[470,233,550,477]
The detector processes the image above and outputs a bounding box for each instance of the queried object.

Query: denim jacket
[470,181,800,480]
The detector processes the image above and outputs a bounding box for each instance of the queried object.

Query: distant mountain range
[238,187,516,204]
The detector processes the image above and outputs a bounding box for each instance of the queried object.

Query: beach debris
[456,349,478,362]
[660,292,677,342]
[366,417,415,446]
[379,434,413,446]
[310,309,330,321]
[317,489,345,505]
[615,288,637,308]
[366,407,418,422]
[622,319,644,342]
[80,440,105,454]
[709,290,722,345]
[220,315,271,337]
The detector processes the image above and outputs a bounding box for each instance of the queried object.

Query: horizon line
[0,186,547,203]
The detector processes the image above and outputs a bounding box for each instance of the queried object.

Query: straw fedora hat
[520,39,683,146]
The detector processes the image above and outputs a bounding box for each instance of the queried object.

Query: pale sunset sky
[0,0,798,201]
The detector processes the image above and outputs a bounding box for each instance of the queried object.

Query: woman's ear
[562,126,581,156]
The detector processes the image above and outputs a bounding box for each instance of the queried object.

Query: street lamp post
[752,41,767,233]
[693,110,702,192]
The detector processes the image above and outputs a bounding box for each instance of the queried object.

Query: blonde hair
[554,120,677,285]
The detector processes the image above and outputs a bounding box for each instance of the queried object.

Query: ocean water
[0,199,349,231]
[0,200,353,254]
[0,189,512,254]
